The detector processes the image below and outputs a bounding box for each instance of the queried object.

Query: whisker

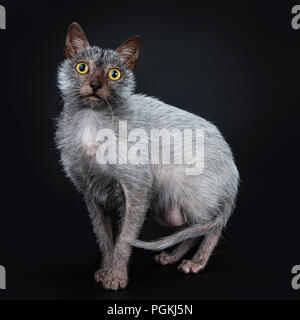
[104,98,114,124]
[66,92,82,106]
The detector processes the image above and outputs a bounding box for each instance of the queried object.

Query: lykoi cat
[55,22,239,290]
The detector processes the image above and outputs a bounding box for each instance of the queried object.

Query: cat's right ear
[116,36,141,70]
[64,22,90,59]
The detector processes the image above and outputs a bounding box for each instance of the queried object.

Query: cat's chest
[79,121,99,155]
[66,110,113,158]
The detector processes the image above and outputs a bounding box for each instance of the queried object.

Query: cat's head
[58,22,140,109]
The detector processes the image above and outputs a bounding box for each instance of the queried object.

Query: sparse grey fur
[55,23,239,290]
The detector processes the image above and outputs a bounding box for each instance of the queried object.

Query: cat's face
[58,22,141,109]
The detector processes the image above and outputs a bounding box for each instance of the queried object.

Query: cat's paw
[154,251,176,265]
[94,268,108,283]
[95,268,128,290]
[177,259,206,274]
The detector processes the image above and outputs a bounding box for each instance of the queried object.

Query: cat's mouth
[85,94,101,102]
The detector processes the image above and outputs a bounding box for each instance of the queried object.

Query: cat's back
[126,94,226,145]
[126,93,237,178]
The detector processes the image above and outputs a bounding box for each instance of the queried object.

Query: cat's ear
[116,36,141,70]
[64,22,90,59]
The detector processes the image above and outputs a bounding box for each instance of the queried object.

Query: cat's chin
[83,95,104,108]
[81,96,106,109]
[86,95,101,103]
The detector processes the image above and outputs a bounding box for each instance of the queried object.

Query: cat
[55,22,239,290]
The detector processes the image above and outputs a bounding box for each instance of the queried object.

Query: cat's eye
[76,62,89,74]
[108,68,122,81]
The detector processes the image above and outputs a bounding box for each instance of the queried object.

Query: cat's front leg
[99,182,149,290]
[84,195,114,276]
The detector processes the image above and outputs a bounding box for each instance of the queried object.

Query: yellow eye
[76,62,89,74]
[108,68,121,81]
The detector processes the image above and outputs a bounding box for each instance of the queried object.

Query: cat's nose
[90,82,102,92]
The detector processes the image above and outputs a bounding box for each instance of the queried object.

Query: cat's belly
[148,206,185,228]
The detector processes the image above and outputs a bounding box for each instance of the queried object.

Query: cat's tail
[129,215,226,251]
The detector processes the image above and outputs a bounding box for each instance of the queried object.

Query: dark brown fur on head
[79,61,111,103]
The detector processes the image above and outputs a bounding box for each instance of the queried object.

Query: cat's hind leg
[154,237,199,265]
[153,206,197,265]
[178,229,222,274]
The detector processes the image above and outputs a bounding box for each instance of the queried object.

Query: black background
[0,0,299,300]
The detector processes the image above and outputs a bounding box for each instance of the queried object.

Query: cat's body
[55,23,239,290]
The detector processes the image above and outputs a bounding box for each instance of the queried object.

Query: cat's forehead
[76,46,119,65]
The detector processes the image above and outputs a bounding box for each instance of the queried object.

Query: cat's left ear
[64,22,90,59]
[116,36,141,70]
